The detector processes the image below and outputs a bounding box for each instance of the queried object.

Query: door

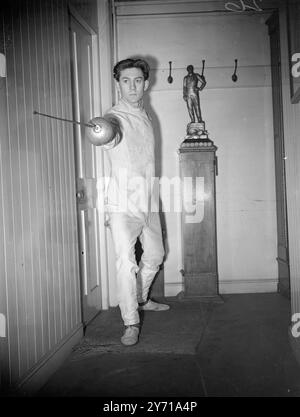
[69,15,102,325]
[267,12,290,299]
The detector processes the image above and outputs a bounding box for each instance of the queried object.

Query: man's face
[117,67,149,107]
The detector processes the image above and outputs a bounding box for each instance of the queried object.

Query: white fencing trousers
[108,212,165,326]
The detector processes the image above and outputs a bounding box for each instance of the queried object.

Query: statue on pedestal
[183,64,208,140]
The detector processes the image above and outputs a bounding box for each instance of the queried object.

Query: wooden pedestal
[179,139,220,299]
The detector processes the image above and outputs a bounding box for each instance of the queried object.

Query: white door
[70,15,102,325]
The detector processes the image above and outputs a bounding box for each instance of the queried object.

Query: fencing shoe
[121,325,139,346]
[139,299,170,311]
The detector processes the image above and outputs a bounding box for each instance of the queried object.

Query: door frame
[68,3,109,324]
[266,10,291,299]
[0,60,10,392]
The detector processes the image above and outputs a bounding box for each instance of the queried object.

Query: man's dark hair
[113,58,150,81]
[187,65,194,72]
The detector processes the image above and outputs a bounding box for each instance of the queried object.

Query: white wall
[114,5,278,296]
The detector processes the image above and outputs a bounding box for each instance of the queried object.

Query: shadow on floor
[38,293,300,397]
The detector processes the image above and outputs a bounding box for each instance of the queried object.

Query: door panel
[70,15,102,324]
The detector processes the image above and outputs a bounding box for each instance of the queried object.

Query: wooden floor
[34,293,300,398]
[2,293,300,409]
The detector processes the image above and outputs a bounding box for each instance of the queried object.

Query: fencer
[89,58,169,346]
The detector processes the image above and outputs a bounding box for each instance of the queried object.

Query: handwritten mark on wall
[225,0,263,12]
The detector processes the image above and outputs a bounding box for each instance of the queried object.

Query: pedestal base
[182,272,219,296]
[176,291,224,304]
[180,138,215,150]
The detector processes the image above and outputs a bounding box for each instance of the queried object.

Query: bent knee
[143,248,165,268]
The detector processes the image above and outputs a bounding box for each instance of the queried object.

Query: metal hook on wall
[232,59,238,82]
[167,61,173,83]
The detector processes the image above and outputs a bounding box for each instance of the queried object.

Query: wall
[0,0,82,392]
[114,1,278,296]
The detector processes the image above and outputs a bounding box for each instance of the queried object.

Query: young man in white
[91,58,169,346]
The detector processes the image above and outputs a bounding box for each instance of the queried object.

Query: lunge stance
[88,58,169,346]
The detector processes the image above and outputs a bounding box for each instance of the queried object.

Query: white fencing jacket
[104,98,158,216]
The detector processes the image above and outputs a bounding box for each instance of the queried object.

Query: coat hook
[167,61,173,83]
[232,59,238,82]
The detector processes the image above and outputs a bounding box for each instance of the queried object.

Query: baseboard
[16,323,84,396]
[165,282,184,297]
[165,278,278,296]
[219,278,278,294]
[288,325,300,367]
